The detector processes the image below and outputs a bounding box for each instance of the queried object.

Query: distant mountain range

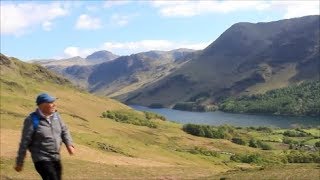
[32,50,119,66]
[122,15,320,108]
[32,50,119,88]
[33,15,319,110]
[34,48,198,96]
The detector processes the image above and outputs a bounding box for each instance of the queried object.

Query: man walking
[15,93,75,180]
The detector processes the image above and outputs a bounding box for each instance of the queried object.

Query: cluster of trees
[247,126,273,133]
[283,129,311,137]
[219,81,320,116]
[101,110,158,128]
[182,125,320,165]
[182,124,320,164]
[230,154,265,164]
[182,124,235,139]
[285,151,320,163]
[248,139,272,150]
[182,124,273,150]
[183,124,320,152]
[230,151,320,164]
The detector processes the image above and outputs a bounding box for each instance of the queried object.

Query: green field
[1,54,319,179]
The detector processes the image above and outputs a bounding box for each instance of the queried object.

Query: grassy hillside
[1,54,319,179]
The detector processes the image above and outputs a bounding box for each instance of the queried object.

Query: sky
[1,0,319,61]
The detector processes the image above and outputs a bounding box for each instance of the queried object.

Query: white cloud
[104,0,131,8]
[151,1,268,17]
[109,13,139,27]
[75,14,102,30]
[63,46,97,58]
[61,40,210,58]
[101,40,211,55]
[42,21,52,31]
[110,14,130,26]
[0,2,68,35]
[270,1,319,19]
[86,5,99,12]
[151,0,319,18]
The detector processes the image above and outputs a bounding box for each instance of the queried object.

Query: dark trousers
[34,160,62,180]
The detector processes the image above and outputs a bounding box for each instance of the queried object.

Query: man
[15,93,75,180]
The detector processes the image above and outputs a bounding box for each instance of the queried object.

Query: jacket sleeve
[16,116,34,166]
[59,114,73,147]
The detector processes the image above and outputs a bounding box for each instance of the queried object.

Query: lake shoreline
[129,105,320,129]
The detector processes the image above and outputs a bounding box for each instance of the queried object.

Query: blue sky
[1,0,319,61]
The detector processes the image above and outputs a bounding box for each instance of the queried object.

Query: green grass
[1,55,319,179]
[304,138,320,146]
[304,129,320,137]
[209,164,320,180]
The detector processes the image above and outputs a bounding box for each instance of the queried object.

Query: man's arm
[15,117,34,171]
[59,114,75,155]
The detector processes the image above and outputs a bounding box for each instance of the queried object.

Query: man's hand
[66,145,75,155]
[14,165,23,172]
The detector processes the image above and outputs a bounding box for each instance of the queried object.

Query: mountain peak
[86,50,119,62]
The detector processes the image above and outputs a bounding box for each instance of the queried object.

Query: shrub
[230,154,264,164]
[182,124,227,139]
[231,137,246,145]
[143,111,166,121]
[260,143,273,150]
[257,140,272,150]
[286,151,320,163]
[249,139,258,148]
[101,110,157,128]
[283,130,309,137]
[188,147,220,157]
[256,127,273,133]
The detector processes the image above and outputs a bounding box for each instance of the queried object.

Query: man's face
[38,102,56,115]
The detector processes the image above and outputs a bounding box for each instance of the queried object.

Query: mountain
[35,48,197,96]
[87,48,197,96]
[32,50,119,88]
[123,15,320,108]
[32,50,119,67]
[32,56,87,67]
[86,50,119,64]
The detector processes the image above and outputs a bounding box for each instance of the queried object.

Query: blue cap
[36,93,56,105]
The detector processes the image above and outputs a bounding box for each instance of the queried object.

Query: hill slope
[0,54,246,179]
[124,15,320,108]
[1,54,319,179]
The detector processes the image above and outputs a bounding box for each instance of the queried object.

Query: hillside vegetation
[1,54,319,179]
[220,81,320,116]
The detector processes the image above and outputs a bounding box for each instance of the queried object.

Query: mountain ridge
[123,15,320,108]
[34,48,198,96]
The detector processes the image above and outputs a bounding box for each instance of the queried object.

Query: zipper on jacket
[50,119,58,154]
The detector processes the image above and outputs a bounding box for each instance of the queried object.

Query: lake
[130,105,319,128]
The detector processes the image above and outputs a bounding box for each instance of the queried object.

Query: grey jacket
[16,110,73,166]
